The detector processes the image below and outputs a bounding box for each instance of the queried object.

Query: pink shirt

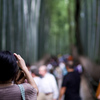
[0,83,37,100]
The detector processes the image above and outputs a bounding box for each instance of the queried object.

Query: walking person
[59,60,81,100]
[39,65,59,100]
[31,68,45,100]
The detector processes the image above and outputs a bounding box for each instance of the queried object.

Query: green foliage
[44,0,76,55]
[50,0,68,35]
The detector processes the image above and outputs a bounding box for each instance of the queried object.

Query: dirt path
[80,74,95,100]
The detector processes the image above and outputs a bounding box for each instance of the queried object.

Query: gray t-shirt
[0,83,37,100]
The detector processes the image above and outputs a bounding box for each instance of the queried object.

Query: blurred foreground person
[0,51,38,100]
[39,65,59,100]
[31,68,45,100]
[59,60,81,100]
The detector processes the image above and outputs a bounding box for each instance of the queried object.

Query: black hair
[0,51,18,83]
[26,63,30,67]
[66,61,74,69]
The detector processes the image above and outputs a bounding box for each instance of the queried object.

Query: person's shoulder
[46,73,56,80]
[74,70,80,75]
[22,83,37,99]
[63,73,71,81]
[63,74,68,79]
[34,77,41,80]
[22,83,37,94]
[47,73,55,78]
[64,73,69,77]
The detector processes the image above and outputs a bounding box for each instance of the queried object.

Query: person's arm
[59,74,67,100]
[14,53,39,94]
[59,87,66,100]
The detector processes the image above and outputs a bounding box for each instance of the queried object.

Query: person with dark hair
[31,68,40,77]
[0,51,18,83]
[31,68,45,100]
[31,68,41,92]
[0,51,38,100]
[59,60,81,100]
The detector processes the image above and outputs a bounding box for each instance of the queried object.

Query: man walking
[59,60,81,100]
[39,65,59,100]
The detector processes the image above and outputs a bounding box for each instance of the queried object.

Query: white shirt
[41,73,59,99]
[33,77,42,93]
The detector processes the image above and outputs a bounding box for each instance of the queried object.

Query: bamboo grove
[0,0,41,63]
[0,0,100,64]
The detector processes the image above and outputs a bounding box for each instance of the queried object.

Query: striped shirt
[0,83,37,100]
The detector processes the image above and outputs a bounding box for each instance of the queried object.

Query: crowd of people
[28,54,83,100]
[0,51,83,100]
